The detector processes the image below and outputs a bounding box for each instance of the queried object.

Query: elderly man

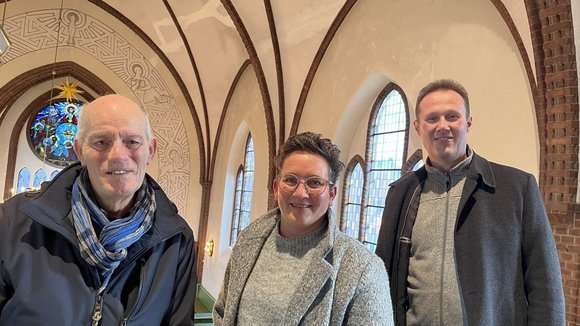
[376,79,565,325]
[0,94,196,325]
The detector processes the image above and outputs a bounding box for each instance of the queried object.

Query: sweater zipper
[439,173,452,325]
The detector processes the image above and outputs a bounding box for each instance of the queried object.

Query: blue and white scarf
[71,169,156,293]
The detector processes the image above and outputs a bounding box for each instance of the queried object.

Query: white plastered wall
[202,65,270,297]
[300,0,539,211]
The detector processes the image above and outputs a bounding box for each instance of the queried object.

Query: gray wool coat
[213,208,394,325]
[376,152,566,325]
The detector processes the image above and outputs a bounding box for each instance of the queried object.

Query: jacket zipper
[91,292,104,326]
[120,264,146,325]
[23,202,185,324]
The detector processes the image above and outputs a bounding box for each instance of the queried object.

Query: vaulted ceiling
[1,0,537,167]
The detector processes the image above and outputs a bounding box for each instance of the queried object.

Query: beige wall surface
[301,0,539,184]
[202,65,270,297]
[201,0,542,298]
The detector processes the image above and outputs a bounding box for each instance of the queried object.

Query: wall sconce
[204,240,214,257]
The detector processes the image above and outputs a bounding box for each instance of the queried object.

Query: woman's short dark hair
[415,79,470,118]
[275,132,344,185]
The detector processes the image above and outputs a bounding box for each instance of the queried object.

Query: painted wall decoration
[0,8,190,213]
[28,101,82,167]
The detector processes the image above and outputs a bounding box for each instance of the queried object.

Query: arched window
[340,83,409,252]
[50,170,60,180]
[33,169,47,188]
[229,135,255,246]
[230,168,244,246]
[403,149,424,174]
[16,167,31,194]
[341,160,364,238]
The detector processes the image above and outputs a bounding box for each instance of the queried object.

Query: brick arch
[489,0,579,322]
[527,1,579,323]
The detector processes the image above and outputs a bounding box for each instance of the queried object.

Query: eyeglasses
[278,174,333,195]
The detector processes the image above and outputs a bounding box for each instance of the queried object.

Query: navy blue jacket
[0,163,196,325]
[376,153,565,326]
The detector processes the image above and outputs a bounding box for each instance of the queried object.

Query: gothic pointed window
[341,159,364,238]
[16,167,31,194]
[33,169,47,188]
[340,83,409,252]
[230,135,255,246]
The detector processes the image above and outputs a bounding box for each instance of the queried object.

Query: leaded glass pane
[50,170,60,180]
[239,136,254,232]
[29,101,83,167]
[33,169,47,188]
[230,170,243,246]
[364,89,407,252]
[230,135,255,246]
[341,163,364,239]
[16,167,30,194]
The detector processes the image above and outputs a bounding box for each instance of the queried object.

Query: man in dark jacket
[376,79,565,325]
[0,94,196,325]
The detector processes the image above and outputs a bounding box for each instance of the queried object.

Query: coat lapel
[282,248,334,325]
[456,152,496,230]
[282,210,338,325]
[223,213,278,322]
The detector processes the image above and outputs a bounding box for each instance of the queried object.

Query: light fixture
[204,240,214,257]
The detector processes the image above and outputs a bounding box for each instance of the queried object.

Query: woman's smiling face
[273,152,336,238]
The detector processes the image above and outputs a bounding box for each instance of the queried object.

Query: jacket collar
[395,148,496,190]
[20,162,186,244]
[467,151,496,189]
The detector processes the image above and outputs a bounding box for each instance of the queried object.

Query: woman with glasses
[213,131,393,325]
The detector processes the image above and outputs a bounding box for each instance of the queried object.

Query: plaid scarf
[71,169,156,293]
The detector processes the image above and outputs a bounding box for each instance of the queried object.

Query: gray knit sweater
[406,154,472,325]
[237,221,327,324]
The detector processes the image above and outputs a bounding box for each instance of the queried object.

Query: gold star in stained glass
[55,78,84,102]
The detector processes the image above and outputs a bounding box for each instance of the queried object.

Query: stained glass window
[28,101,83,167]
